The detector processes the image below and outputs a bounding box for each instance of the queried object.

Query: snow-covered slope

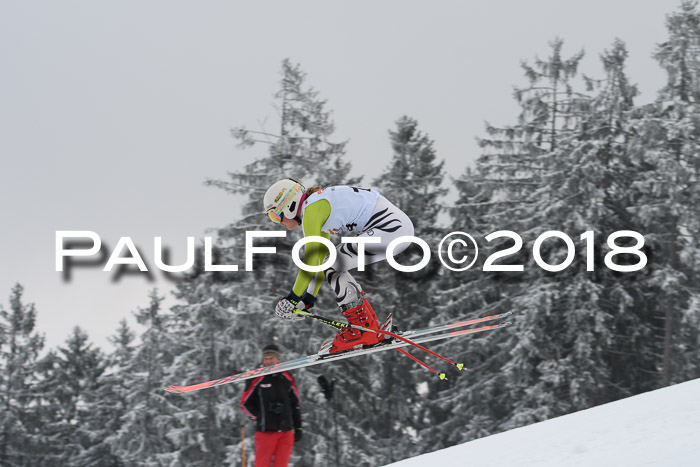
[386,378,700,467]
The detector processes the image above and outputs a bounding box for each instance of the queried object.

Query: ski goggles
[267,209,284,224]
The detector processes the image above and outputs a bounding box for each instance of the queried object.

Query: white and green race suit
[292,186,414,307]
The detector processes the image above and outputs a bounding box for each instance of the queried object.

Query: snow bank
[386,378,700,466]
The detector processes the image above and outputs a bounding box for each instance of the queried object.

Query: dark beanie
[263,344,280,359]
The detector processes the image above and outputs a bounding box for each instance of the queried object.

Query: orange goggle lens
[267,210,283,223]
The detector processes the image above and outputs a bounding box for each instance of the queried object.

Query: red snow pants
[254,430,294,467]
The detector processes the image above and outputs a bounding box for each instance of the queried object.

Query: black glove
[294,427,303,443]
[301,292,317,310]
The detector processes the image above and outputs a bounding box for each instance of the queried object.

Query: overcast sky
[0,1,674,351]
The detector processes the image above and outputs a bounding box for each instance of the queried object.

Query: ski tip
[163,386,183,394]
[455,363,466,371]
[438,372,447,381]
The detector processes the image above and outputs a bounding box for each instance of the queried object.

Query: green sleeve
[292,200,332,297]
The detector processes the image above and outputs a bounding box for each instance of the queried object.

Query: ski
[163,318,511,394]
[399,310,513,339]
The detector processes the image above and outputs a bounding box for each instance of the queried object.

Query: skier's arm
[285,372,303,440]
[240,378,262,420]
[291,200,331,298]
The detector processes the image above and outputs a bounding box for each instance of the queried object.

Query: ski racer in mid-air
[264,178,414,354]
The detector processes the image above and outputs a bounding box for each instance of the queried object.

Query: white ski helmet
[263,178,306,223]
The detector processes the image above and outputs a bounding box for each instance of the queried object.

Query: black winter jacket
[240,371,301,432]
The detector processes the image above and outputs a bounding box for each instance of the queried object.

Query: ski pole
[395,347,449,380]
[294,310,466,372]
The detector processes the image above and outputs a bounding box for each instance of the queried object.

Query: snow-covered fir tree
[111,291,181,466]
[33,327,106,466]
[0,284,45,467]
[73,320,136,467]
[366,115,447,462]
[160,269,242,466]
[426,40,591,446]
[204,58,382,466]
[564,39,660,401]
[627,0,700,386]
[500,38,643,417]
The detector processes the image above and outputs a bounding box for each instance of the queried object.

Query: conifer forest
[2,2,700,466]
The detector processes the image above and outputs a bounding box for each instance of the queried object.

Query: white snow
[386,378,700,467]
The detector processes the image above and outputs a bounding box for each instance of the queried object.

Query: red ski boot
[322,297,385,354]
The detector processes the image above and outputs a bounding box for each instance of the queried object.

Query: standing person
[240,344,302,467]
[263,179,415,354]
